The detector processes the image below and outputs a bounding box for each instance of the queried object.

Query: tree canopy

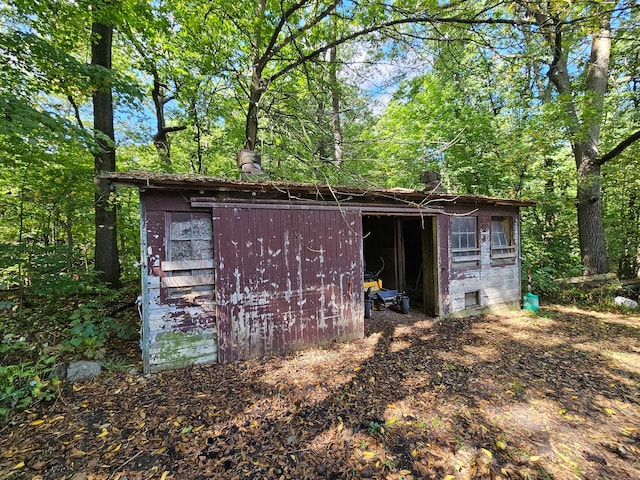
[1,0,639,289]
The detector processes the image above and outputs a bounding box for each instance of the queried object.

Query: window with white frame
[452,216,479,258]
[491,216,515,259]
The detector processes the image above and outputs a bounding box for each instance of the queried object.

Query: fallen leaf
[70,448,87,458]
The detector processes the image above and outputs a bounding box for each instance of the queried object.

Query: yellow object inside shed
[364,278,382,292]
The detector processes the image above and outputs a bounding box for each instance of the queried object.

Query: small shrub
[0,337,59,416]
[59,298,137,361]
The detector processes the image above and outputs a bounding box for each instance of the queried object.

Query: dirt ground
[1,305,639,480]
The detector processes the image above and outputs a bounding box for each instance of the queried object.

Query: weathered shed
[100,171,534,373]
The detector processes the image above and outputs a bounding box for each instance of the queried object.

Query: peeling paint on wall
[137,188,526,372]
[444,207,522,316]
[140,199,217,373]
[214,205,364,363]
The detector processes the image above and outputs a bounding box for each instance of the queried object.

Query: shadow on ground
[1,305,639,479]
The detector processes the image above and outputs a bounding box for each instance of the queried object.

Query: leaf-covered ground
[1,305,639,480]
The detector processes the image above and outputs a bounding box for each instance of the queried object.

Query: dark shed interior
[362,215,438,315]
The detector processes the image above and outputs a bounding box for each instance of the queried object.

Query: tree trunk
[66,215,73,269]
[151,73,172,166]
[575,144,609,274]
[574,15,611,274]
[543,7,611,275]
[151,72,186,167]
[244,0,267,152]
[329,44,343,165]
[190,93,205,174]
[92,18,121,287]
[244,72,263,151]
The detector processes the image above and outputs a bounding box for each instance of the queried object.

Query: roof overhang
[97,170,536,210]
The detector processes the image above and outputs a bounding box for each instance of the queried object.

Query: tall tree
[92,4,120,287]
[521,0,640,274]
[235,0,528,153]
[120,3,186,167]
[328,14,343,165]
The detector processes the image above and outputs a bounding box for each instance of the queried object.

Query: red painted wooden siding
[213,205,364,362]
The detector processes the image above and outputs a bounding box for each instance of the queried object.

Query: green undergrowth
[524,263,639,311]
[543,280,638,312]
[0,279,139,419]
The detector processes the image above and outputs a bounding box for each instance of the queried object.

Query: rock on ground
[65,361,102,382]
[614,296,639,309]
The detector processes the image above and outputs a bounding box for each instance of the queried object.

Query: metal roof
[98,170,535,209]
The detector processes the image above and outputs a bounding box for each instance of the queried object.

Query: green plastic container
[523,292,539,311]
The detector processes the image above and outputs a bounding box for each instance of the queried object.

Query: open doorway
[400,219,423,301]
[362,215,438,315]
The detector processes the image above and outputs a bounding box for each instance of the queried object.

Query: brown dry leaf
[0,307,639,479]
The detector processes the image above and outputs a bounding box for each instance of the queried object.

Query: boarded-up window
[452,217,479,259]
[169,212,213,261]
[465,291,479,307]
[164,212,214,301]
[491,216,516,262]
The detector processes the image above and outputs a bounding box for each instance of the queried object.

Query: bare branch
[263,1,339,68]
[162,125,187,134]
[268,13,540,84]
[599,129,640,165]
[67,94,84,129]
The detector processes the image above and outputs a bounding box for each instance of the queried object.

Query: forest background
[1,1,639,413]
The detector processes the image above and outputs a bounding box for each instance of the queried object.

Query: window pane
[168,213,213,261]
[170,217,193,240]
[491,217,512,248]
[502,217,512,245]
[452,217,477,257]
[191,215,212,239]
[464,217,475,231]
[171,240,192,261]
[192,240,213,259]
